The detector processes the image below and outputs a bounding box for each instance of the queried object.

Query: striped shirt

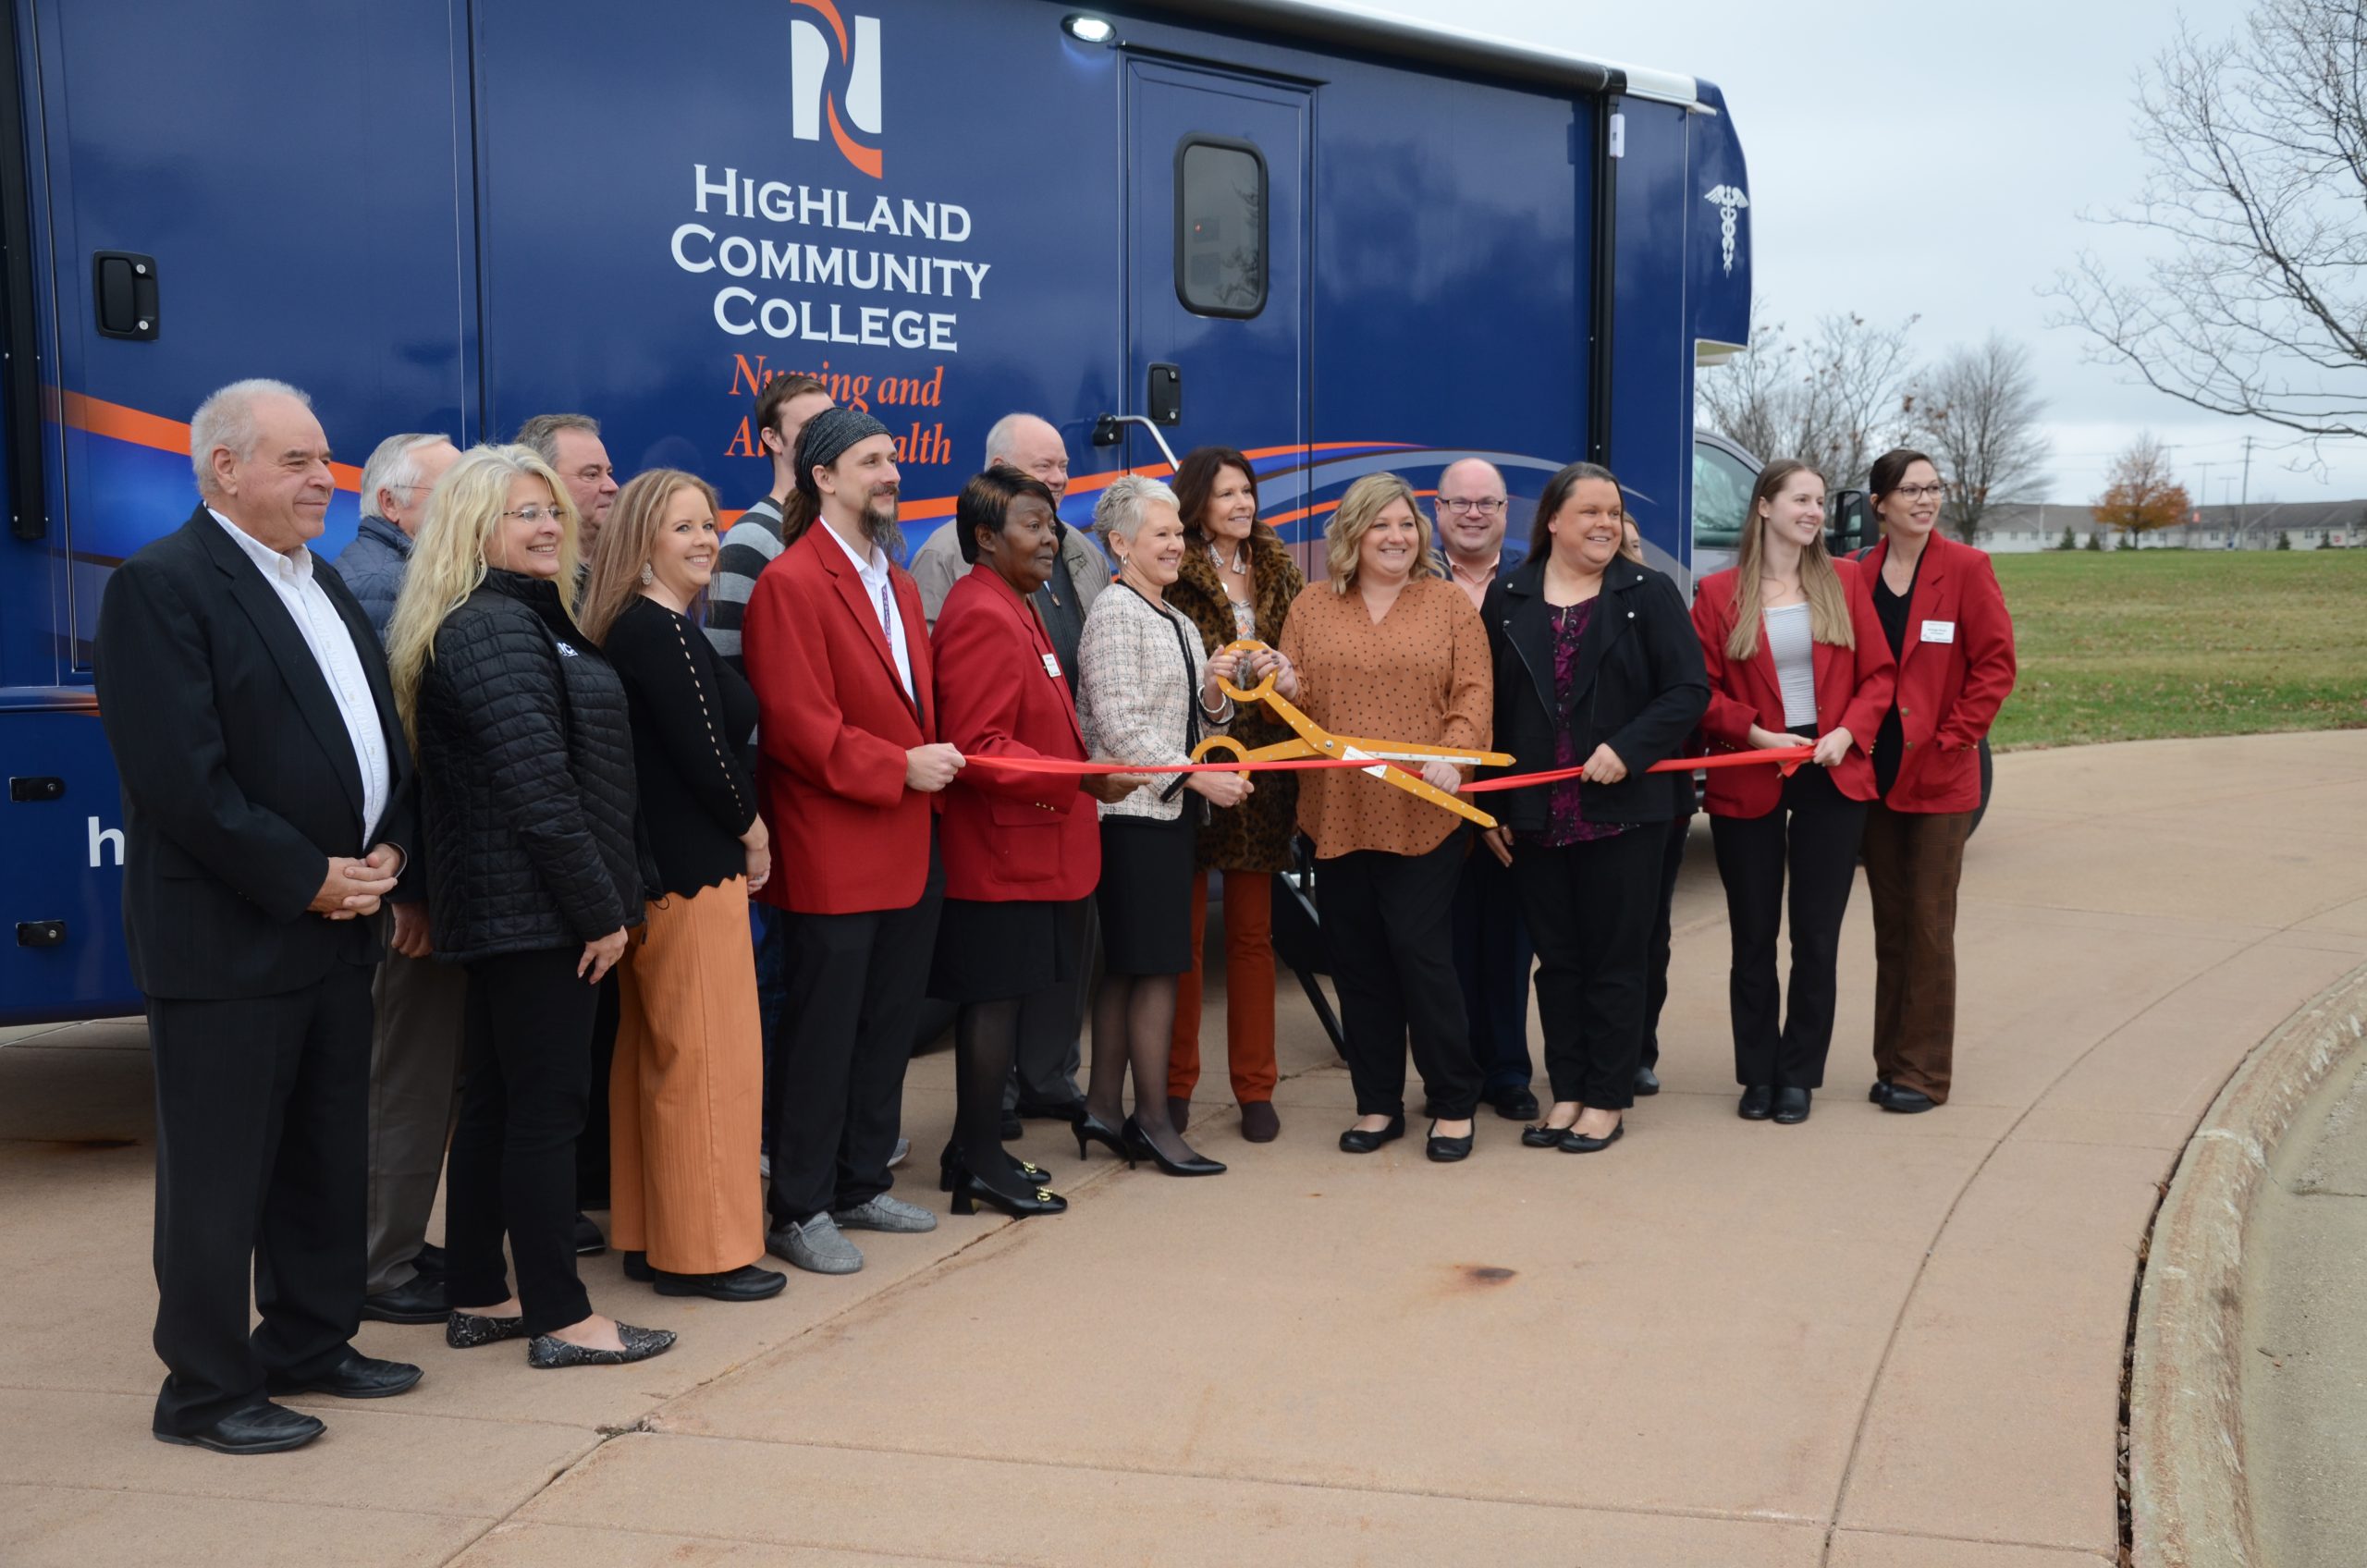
[704,495,785,681]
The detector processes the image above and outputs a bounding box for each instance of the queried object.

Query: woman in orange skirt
[581,470,782,1302]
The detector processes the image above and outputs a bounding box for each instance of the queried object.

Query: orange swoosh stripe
[60,390,365,491]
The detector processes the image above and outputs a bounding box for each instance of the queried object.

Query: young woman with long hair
[1689,459,1895,1125]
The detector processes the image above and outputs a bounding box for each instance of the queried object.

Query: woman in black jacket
[1479,462,1709,1153]
[386,444,674,1369]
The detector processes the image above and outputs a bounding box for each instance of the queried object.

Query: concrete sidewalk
[5,729,2365,1568]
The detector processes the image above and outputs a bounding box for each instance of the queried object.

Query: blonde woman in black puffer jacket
[386,443,673,1371]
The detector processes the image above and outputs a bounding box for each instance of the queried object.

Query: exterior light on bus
[1062,14,1115,44]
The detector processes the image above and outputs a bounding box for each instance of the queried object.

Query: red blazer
[1691,558,1896,818]
[1857,534,2017,814]
[931,565,1099,902]
[742,524,938,915]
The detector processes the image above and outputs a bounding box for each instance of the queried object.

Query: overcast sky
[1378,0,2367,506]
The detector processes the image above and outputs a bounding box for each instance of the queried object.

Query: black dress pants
[146,963,373,1436]
[445,946,600,1337]
[1710,764,1868,1090]
[1318,836,1482,1121]
[1515,826,1662,1110]
[769,851,945,1225]
[1450,827,1535,1093]
[1642,812,1693,1071]
[576,970,619,1208]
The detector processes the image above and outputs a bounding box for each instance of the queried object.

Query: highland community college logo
[791,0,884,178]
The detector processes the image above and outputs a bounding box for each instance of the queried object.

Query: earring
[639,562,656,586]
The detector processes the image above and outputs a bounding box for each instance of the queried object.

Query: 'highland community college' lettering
[674,164,989,349]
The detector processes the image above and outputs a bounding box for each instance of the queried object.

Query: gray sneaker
[832,1193,938,1233]
[768,1213,864,1275]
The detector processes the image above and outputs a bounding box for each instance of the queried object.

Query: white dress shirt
[209,508,392,844]
[819,518,914,700]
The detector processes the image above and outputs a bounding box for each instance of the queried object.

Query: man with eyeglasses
[1433,459,1539,1122]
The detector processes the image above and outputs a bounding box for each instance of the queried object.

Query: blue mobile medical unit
[0,0,1750,1024]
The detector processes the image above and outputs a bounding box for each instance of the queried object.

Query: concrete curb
[2129,960,2367,1568]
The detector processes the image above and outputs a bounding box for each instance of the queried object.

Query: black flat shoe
[1338,1115,1407,1154]
[446,1309,532,1350]
[1013,1096,1087,1123]
[1633,1066,1662,1096]
[265,1350,422,1400]
[360,1273,448,1325]
[1425,1121,1475,1162]
[1484,1085,1540,1121]
[1871,1082,1936,1114]
[1073,1112,1131,1161]
[949,1164,1069,1218]
[573,1213,607,1256]
[938,1145,1055,1193]
[1737,1085,1775,1121]
[1560,1120,1625,1153]
[1772,1087,1812,1124]
[654,1263,788,1301]
[621,1250,653,1282]
[527,1322,677,1369]
[1122,1116,1226,1176]
[154,1401,323,1455]
[1521,1121,1575,1148]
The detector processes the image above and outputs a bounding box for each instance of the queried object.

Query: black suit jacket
[94,506,416,999]
[1480,554,1710,834]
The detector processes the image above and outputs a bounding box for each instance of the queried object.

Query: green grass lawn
[1987,550,2367,750]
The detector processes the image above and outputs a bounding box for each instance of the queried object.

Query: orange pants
[1170,869,1279,1105]
[609,878,766,1275]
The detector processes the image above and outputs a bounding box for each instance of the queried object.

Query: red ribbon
[960,744,1816,787]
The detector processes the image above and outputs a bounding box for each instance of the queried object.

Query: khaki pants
[1860,802,1976,1103]
[364,933,470,1295]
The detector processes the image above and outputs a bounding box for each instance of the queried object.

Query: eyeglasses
[1890,484,1945,501]
[1437,496,1506,515]
[499,506,567,525]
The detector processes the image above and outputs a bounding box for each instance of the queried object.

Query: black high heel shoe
[1073,1112,1131,1161]
[937,1145,1054,1193]
[1122,1115,1226,1176]
[948,1164,1069,1218]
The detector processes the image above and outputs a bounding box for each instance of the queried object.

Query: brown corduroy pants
[609,877,767,1275]
[1860,802,1976,1104]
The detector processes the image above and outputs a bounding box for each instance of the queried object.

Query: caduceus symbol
[1705,184,1748,276]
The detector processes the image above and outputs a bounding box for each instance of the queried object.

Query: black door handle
[92,251,158,340]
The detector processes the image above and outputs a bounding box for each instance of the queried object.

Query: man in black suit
[95,378,424,1454]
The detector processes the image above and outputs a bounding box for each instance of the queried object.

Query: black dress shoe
[622,1250,654,1282]
[267,1350,422,1400]
[654,1263,788,1301]
[998,1109,1024,1140]
[1484,1085,1540,1121]
[1737,1085,1775,1121]
[573,1213,607,1256]
[1633,1066,1662,1096]
[1560,1120,1625,1153]
[360,1273,448,1325]
[1772,1086,1812,1124]
[154,1402,324,1455]
[1425,1121,1475,1162]
[1871,1082,1937,1114]
[410,1242,448,1282]
[1338,1115,1407,1154]
[1013,1096,1087,1123]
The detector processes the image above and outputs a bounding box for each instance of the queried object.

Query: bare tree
[1697,301,1922,486]
[1917,334,2054,544]
[2091,432,2192,545]
[2047,0,2367,445]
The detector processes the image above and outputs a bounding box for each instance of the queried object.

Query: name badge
[1919,619,1956,644]
[1042,653,1062,679]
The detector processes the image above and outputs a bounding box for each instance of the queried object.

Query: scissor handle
[1191,735,1253,777]
[1212,639,1278,704]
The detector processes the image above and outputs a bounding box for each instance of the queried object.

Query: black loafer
[266,1350,422,1400]
[1338,1115,1406,1154]
[1484,1085,1540,1121]
[1737,1085,1775,1121]
[1872,1082,1936,1114]
[1521,1122,1572,1148]
[410,1242,448,1282]
[360,1272,448,1325]
[1633,1066,1662,1096]
[1425,1121,1475,1162]
[999,1110,1024,1140]
[1772,1087,1812,1124]
[620,1250,654,1282]
[654,1262,788,1301]
[573,1213,607,1256]
[1560,1120,1625,1153]
[154,1401,324,1455]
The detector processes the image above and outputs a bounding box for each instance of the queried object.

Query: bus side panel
[0,708,131,1024]
[1605,97,1693,581]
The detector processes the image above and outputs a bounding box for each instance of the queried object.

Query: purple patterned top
[1521,597,1636,848]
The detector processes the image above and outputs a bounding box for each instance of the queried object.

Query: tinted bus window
[1176,137,1266,317]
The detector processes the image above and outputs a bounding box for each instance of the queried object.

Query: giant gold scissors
[1190,641,1515,830]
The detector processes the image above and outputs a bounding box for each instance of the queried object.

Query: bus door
[1123,60,1311,558]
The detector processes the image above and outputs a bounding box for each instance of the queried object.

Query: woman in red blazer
[1692,459,1895,1124]
[930,467,1143,1219]
[1855,449,2017,1114]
